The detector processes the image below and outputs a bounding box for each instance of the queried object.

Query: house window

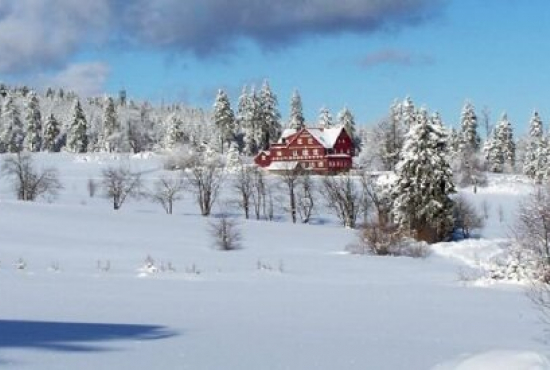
[313,149,319,156]
[277,151,282,157]
[261,155,266,161]
[318,161,324,167]
[303,149,309,156]
[292,150,298,157]
[298,139,303,145]
[308,138,313,144]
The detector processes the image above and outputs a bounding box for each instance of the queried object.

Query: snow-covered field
[0,154,547,369]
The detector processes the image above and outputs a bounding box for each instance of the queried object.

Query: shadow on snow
[0,319,177,355]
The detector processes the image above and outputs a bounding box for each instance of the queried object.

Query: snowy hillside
[0,154,548,370]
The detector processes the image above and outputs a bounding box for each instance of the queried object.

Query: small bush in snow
[453,195,485,238]
[350,223,431,258]
[209,214,242,251]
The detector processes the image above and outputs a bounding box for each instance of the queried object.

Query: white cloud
[38,62,111,97]
[0,0,111,73]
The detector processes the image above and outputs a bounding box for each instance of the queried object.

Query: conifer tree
[318,107,333,128]
[164,113,185,150]
[244,88,260,156]
[401,96,415,128]
[213,89,235,154]
[101,96,121,152]
[0,96,24,153]
[497,113,516,170]
[258,80,281,150]
[485,113,516,173]
[392,108,456,243]
[523,111,547,181]
[289,90,305,130]
[338,107,355,136]
[460,101,481,152]
[378,100,406,171]
[66,99,88,153]
[43,113,62,152]
[23,93,42,152]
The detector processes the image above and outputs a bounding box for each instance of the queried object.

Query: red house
[254,126,355,173]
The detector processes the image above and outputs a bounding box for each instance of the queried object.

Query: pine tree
[392,108,456,243]
[338,106,355,136]
[318,107,333,128]
[460,101,481,152]
[289,90,305,130]
[244,88,261,156]
[164,113,185,150]
[213,89,235,154]
[23,93,42,152]
[378,100,406,171]
[401,96,415,128]
[258,80,281,150]
[43,113,62,152]
[497,113,516,171]
[484,129,502,173]
[0,96,24,153]
[523,111,547,181]
[66,99,89,153]
[485,113,516,173]
[101,96,121,152]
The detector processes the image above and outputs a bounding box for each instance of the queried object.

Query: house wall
[254,127,355,172]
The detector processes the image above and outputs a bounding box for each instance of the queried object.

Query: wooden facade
[254,126,354,173]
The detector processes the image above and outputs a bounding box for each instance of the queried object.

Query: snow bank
[433,351,550,370]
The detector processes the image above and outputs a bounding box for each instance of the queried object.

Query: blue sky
[1,0,548,134]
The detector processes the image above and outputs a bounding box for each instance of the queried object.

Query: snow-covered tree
[0,96,24,153]
[23,94,42,152]
[42,114,62,152]
[213,89,235,154]
[401,96,415,128]
[484,114,516,173]
[288,90,305,130]
[497,113,516,171]
[66,99,89,153]
[243,88,261,156]
[460,101,481,152]
[338,106,357,147]
[377,100,406,171]
[100,96,121,152]
[164,113,185,150]
[318,107,333,129]
[523,111,548,182]
[391,108,456,243]
[257,80,281,150]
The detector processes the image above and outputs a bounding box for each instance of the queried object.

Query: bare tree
[359,170,392,226]
[179,152,224,217]
[278,163,302,224]
[233,164,255,219]
[453,195,485,238]
[250,167,267,220]
[149,175,186,214]
[209,214,242,251]
[321,173,362,228]
[296,172,315,223]
[515,187,550,267]
[101,167,142,210]
[1,153,62,201]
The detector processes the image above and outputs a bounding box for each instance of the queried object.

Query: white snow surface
[433,351,550,370]
[0,154,547,369]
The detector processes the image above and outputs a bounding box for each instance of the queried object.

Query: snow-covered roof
[306,126,344,149]
[280,129,298,140]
